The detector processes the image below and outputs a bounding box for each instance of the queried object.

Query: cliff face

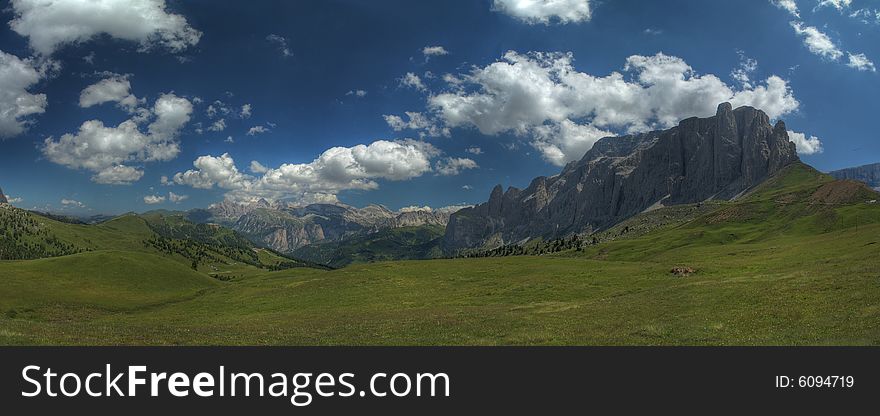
[0,187,7,204]
[445,103,800,250]
[829,163,880,190]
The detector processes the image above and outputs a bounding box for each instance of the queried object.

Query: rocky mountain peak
[445,103,800,250]
[0,187,7,204]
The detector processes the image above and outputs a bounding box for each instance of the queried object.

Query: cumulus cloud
[43,92,192,185]
[79,74,141,110]
[144,194,166,204]
[435,157,478,176]
[466,147,483,155]
[423,46,449,57]
[9,0,201,55]
[346,89,367,98]
[173,140,445,203]
[790,22,843,60]
[173,153,249,190]
[401,72,427,91]
[0,50,48,139]
[240,104,252,118]
[208,118,226,132]
[421,51,799,165]
[847,53,876,72]
[787,130,824,155]
[530,120,613,166]
[492,0,592,25]
[770,0,800,17]
[92,165,145,184]
[168,191,188,203]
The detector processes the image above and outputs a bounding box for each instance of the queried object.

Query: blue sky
[0,0,877,215]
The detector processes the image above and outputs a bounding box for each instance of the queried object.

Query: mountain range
[185,200,464,254]
[830,163,880,191]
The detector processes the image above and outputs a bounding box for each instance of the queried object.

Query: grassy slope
[293,225,445,268]
[2,163,879,345]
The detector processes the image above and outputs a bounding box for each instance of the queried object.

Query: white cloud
[206,100,231,118]
[240,104,252,118]
[530,120,613,166]
[770,0,800,17]
[79,75,141,110]
[144,194,166,204]
[401,72,427,91]
[462,185,474,190]
[790,22,843,60]
[61,198,85,208]
[346,90,367,98]
[847,53,876,72]
[43,92,192,185]
[174,140,443,203]
[787,21,874,72]
[643,28,663,35]
[208,118,226,132]
[250,161,269,174]
[168,191,188,203]
[0,50,48,139]
[266,34,293,57]
[173,153,249,190]
[224,136,234,143]
[435,157,478,176]
[247,125,270,136]
[10,0,201,55]
[424,51,799,165]
[731,50,759,88]
[492,0,592,25]
[818,0,851,11]
[849,8,880,25]
[383,112,450,137]
[423,46,449,57]
[466,147,483,155]
[92,165,144,184]
[787,130,824,155]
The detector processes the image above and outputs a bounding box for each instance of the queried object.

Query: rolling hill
[292,225,446,268]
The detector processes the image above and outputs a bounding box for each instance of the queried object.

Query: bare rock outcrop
[445,104,800,250]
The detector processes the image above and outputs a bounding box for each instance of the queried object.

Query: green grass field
[1,163,878,345]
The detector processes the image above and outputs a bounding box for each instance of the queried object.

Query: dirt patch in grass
[810,181,875,205]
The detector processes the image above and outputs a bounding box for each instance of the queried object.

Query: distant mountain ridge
[445,103,801,250]
[829,162,880,191]
[187,200,466,253]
